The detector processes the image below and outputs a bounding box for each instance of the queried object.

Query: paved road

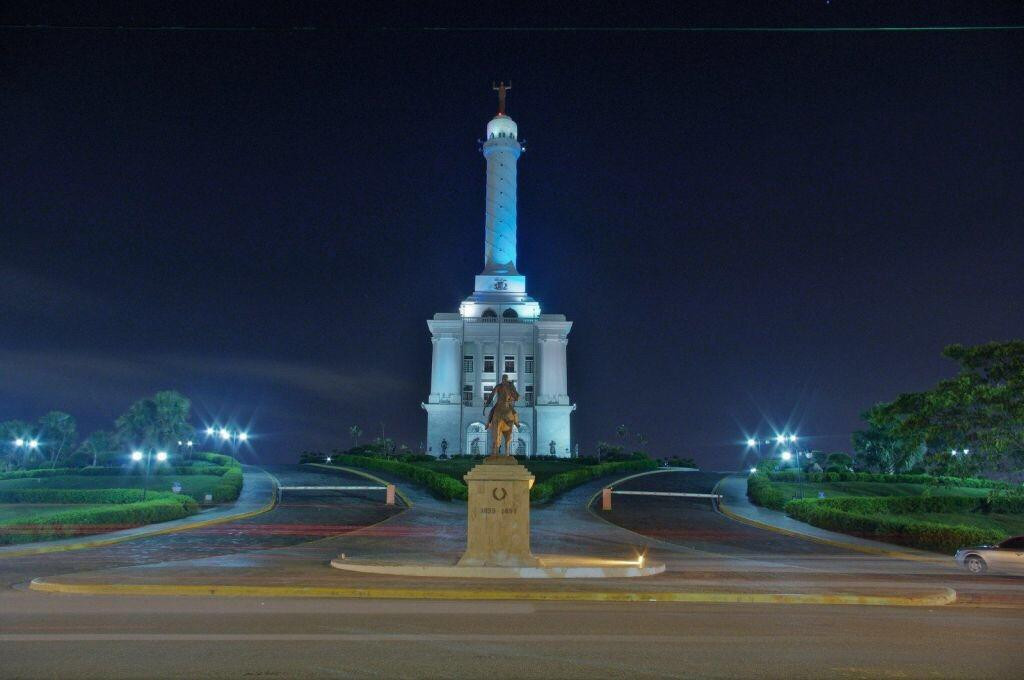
[0,466,400,588]
[1,596,1020,678]
[605,471,851,556]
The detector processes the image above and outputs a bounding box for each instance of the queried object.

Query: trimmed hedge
[324,455,468,501]
[0,494,199,545]
[767,469,1014,489]
[530,459,658,504]
[784,498,1004,554]
[211,468,244,503]
[0,488,173,504]
[323,456,657,504]
[746,473,788,510]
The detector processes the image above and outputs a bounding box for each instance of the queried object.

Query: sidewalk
[0,466,278,558]
[715,474,943,562]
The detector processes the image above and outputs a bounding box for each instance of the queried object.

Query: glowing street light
[750,467,757,473]
[237,432,249,443]
[156,451,168,462]
[219,428,231,441]
[788,434,798,443]
[13,438,25,447]
[205,426,215,437]
[326,456,332,463]
[28,439,39,450]
[781,451,793,461]
[746,438,757,448]
[775,434,787,445]
[131,450,144,461]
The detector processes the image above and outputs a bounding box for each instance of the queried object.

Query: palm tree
[116,391,193,458]
[77,430,119,467]
[349,425,362,447]
[38,411,77,468]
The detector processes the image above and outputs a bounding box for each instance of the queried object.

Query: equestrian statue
[483,374,520,458]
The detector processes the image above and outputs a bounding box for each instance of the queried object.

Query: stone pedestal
[457,456,539,567]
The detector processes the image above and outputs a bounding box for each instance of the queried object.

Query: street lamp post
[132,449,167,501]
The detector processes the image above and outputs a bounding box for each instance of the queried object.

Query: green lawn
[419,460,584,484]
[0,475,223,502]
[0,504,108,523]
[770,481,992,503]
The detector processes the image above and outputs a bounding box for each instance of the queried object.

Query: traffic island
[330,456,665,579]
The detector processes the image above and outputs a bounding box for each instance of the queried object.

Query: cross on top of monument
[492,81,511,115]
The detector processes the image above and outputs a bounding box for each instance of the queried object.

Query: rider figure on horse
[483,374,520,457]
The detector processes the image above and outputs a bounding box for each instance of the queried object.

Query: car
[954,535,1024,575]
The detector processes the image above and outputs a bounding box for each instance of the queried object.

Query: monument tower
[422,84,575,457]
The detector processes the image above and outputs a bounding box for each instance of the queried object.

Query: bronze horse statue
[484,374,520,457]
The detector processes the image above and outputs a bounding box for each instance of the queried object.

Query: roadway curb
[306,464,413,507]
[0,469,279,559]
[27,578,957,607]
[712,477,945,564]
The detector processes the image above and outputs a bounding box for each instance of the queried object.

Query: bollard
[386,484,396,506]
[602,487,612,511]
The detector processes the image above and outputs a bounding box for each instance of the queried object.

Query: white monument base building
[422,85,575,458]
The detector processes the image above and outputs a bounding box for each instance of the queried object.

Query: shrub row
[812,495,981,515]
[746,473,788,510]
[767,469,1014,489]
[0,463,234,480]
[0,488,182,504]
[0,495,199,545]
[210,468,244,503]
[784,498,1004,554]
[323,455,468,501]
[530,459,658,504]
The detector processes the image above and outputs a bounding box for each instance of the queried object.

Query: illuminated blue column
[482,114,522,275]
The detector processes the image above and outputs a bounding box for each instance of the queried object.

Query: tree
[852,403,923,473]
[349,425,362,447]
[0,420,32,470]
[116,391,193,454]
[853,341,1024,474]
[75,430,120,467]
[37,411,77,468]
[615,424,629,443]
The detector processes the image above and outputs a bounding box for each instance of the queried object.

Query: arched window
[502,308,519,319]
[481,309,497,320]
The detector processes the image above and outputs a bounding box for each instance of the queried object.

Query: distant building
[422,85,575,457]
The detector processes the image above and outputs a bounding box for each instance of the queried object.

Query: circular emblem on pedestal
[492,487,508,501]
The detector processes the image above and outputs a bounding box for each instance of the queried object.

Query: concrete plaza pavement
[3,465,1024,678]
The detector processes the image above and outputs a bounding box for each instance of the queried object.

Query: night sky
[2,4,1022,468]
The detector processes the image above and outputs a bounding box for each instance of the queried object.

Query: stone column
[481,116,522,274]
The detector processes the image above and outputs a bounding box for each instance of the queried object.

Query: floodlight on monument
[131,450,143,461]
[156,451,167,462]
[28,439,39,449]
[781,451,792,461]
[13,438,24,447]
